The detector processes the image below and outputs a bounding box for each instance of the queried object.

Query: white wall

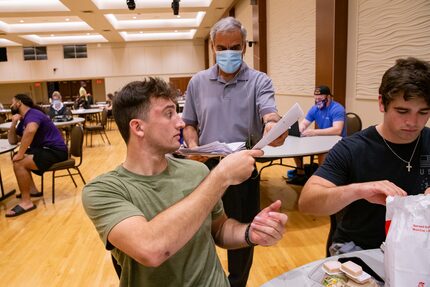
[346,0,430,128]
[235,0,254,68]
[267,0,316,116]
[0,40,205,101]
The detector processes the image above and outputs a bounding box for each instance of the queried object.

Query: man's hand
[249,200,288,246]
[263,122,288,147]
[214,149,263,186]
[11,114,21,123]
[357,180,407,205]
[301,128,317,137]
[425,187,430,195]
[13,153,25,162]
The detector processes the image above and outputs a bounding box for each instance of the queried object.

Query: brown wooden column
[252,0,267,73]
[316,0,348,107]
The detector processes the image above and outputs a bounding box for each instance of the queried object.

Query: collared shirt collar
[209,62,249,83]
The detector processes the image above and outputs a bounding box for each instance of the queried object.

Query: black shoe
[286,174,308,186]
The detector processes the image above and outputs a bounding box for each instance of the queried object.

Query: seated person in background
[6,94,68,217]
[74,94,90,109]
[48,91,69,119]
[87,93,94,105]
[287,85,346,185]
[82,78,288,286]
[105,93,113,117]
[298,57,430,255]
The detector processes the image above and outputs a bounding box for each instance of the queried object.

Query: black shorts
[26,147,68,175]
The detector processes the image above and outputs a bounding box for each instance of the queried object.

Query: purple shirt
[182,63,277,145]
[16,108,67,152]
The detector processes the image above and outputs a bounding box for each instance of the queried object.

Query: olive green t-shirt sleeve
[82,175,144,249]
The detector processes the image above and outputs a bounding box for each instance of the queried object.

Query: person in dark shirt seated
[6,94,68,217]
[299,57,430,255]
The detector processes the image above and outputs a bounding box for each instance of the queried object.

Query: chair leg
[103,131,111,145]
[99,131,106,143]
[67,169,78,187]
[41,174,44,195]
[52,171,55,204]
[76,167,86,184]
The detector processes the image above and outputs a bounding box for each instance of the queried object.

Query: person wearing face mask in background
[182,17,288,287]
[48,91,69,119]
[287,85,346,186]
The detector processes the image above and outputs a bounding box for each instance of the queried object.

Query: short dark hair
[379,57,430,110]
[113,77,176,143]
[14,94,45,113]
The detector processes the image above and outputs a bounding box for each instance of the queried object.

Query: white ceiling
[0,0,236,46]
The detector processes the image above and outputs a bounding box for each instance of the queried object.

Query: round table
[71,108,103,115]
[261,249,384,287]
[257,135,342,173]
[0,139,18,201]
[0,117,85,131]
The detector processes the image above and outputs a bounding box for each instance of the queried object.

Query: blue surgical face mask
[315,98,328,110]
[216,50,243,74]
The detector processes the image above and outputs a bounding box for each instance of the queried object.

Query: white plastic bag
[385,195,430,287]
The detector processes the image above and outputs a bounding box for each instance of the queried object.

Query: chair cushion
[48,159,76,171]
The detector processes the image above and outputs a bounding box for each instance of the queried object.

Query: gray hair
[210,17,247,43]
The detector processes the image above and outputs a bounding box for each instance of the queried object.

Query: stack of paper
[178,141,245,156]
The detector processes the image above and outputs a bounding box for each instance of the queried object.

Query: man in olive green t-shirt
[82,78,288,287]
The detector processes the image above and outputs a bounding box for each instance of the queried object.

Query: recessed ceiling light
[65,18,70,21]
[50,34,54,37]
[19,20,24,23]
[176,15,181,18]
[175,30,178,33]
[139,31,143,34]
[86,33,90,35]
[132,16,137,19]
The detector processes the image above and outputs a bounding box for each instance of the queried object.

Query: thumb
[260,200,282,215]
[247,149,264,157]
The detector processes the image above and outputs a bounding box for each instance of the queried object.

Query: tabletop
[261,249,384,287]
[90,104,108,108]
[0,139,17,154]
[260,135,342,159]
[71,108,103,115]
[0,109,11,114]
[0,117,85,130]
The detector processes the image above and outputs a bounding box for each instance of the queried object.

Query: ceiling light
[139,31,143,34]
[176,15,181,18]
[65,18,70,21]
[50,34,54,37]
[86,33,90,35]
[20,20,24,23]
[132,16,137,19]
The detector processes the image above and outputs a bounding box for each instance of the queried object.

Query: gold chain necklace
[382,134,421,172]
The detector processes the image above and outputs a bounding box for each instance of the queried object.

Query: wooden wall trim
[252,0,267,73]
[316,0,348,107]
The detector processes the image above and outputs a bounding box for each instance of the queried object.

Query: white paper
[252,103,304,150]
[178,141,245,156]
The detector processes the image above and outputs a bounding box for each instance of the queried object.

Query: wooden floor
[0,124,329,287]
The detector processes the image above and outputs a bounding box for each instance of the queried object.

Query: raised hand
[249,200,288,246]
[215,149,263,186]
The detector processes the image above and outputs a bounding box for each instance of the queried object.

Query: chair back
[101,109,108,127]
[346,112,362,136]
[70,125,84,159]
